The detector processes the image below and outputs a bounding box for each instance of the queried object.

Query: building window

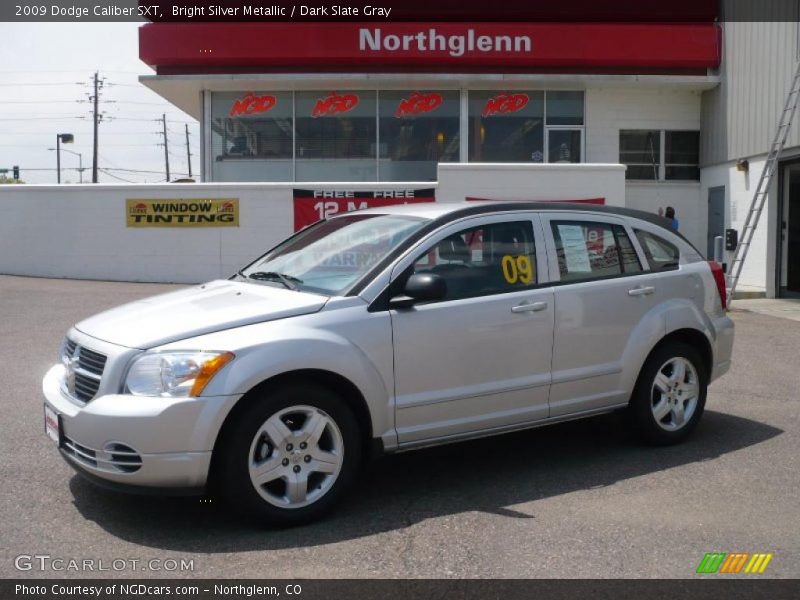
[665,131,700,181]
[546,91,584,126]
[379,90,460,182]
[468,91,545,162]
[620,130,699,181]
[210,91,293,182]
[295,91,377,182]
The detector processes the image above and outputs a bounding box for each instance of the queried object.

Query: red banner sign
[229,92,277,117]
[293,189,435,231]
[312,92,360,117]
[395,92,443,118]
[141,22,721,74]
[482,93,529,117]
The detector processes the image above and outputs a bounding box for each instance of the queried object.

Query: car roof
[352,200,678,235]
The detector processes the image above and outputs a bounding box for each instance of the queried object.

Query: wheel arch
[208,369,375,487]
[632,328,713,398]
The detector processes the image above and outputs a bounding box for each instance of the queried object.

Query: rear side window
[551,221,642,282]
[634,230,680,271]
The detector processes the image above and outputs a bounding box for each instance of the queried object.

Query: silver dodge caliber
[43,202,734,525]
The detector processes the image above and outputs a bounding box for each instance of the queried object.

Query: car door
[541,213,660,417]
[389,213,555,444]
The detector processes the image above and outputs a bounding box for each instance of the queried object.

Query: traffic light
[12,166,19,180]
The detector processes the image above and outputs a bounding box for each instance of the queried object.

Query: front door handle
[511,301,548,313]
[628,286,655,297]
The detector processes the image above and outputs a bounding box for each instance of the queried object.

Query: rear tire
[217,382,361,527]
[628,342,708,445]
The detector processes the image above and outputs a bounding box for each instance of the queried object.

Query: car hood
[74,279,328,349]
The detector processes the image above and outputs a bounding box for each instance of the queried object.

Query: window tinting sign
[482,93,530,117]
[229,92,278,117]
[312,92,360,117]
[126,199,239,228]
[395,92,444,118]
[293,189,435,231]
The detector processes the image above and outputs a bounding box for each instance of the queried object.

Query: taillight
[707,260,727,310]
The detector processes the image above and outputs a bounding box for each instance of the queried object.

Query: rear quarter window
[634,230,680,271]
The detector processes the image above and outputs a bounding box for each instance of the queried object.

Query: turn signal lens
[190,352,235,397]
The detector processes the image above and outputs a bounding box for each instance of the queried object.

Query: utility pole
[91,71,101,183]
[185,124,193,178]
[162,114,171,182]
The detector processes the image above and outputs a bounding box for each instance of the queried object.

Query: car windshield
[239,213,428,295]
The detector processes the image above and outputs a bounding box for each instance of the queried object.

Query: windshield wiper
[241,270,303,291]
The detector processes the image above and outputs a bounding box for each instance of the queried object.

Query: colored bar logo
[696,552,773,574]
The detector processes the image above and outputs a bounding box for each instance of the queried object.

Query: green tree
[0,175,24,184]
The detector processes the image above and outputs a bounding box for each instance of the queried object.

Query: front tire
[217,382,361,526]
[628,342,708,445]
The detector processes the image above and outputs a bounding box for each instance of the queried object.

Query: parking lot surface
[1,274,798,578]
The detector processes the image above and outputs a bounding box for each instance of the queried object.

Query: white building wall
[586,85,705,250]
[700,151,796,297]
[0,164,625,284]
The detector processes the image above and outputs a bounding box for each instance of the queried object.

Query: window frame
[633,228,681,272]
[386,212,550,306]
[619,129,700,182]
[207,89,588,182]
[540,213,650,285]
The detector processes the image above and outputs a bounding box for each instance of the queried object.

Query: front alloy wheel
[248,406,344,509]
[217,382,361,526]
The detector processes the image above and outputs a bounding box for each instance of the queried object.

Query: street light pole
[55,133,74,184]
[56,134,61,184]
[49,145,80,183]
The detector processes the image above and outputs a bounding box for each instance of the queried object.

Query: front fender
[157,312,395,450]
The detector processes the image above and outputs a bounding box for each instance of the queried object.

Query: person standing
[665,206,680,231]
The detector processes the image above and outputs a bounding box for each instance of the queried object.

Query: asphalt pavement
[1,274,798,579]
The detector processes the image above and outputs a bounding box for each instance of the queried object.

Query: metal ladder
[727,61,800,301]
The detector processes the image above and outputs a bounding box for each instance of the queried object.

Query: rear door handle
[628,286,655,297]
[511,301,548,313]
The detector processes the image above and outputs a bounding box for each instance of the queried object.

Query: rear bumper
[42,364,240,490]
[710,314,735,382]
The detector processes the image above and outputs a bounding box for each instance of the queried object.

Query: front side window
[240,213,427,295]
[551,221,643,282]
[411,220,537,301]
[634,230,680,271]
[379,90,460,182]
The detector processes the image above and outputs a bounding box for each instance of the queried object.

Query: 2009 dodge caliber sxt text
[43,202,734,525]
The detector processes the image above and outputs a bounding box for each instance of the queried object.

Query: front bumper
[42,364,240,490]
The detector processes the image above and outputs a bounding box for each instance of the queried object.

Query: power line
[98,168,138,183]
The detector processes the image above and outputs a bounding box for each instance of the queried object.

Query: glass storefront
[379,90,460,182]
[210,90,585,182]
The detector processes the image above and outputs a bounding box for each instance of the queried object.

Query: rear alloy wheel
[218,383,361,526]
[629,342,707,445]
[650,357,699,432]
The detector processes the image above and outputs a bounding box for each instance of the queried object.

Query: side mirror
[389,273,447,308]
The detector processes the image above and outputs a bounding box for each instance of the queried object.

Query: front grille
[62,436,142,473]
[62,338,107,402]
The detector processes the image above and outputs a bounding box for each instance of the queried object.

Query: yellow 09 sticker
[501,255,534,285]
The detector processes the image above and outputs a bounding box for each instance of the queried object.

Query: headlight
[125,351,235,398]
